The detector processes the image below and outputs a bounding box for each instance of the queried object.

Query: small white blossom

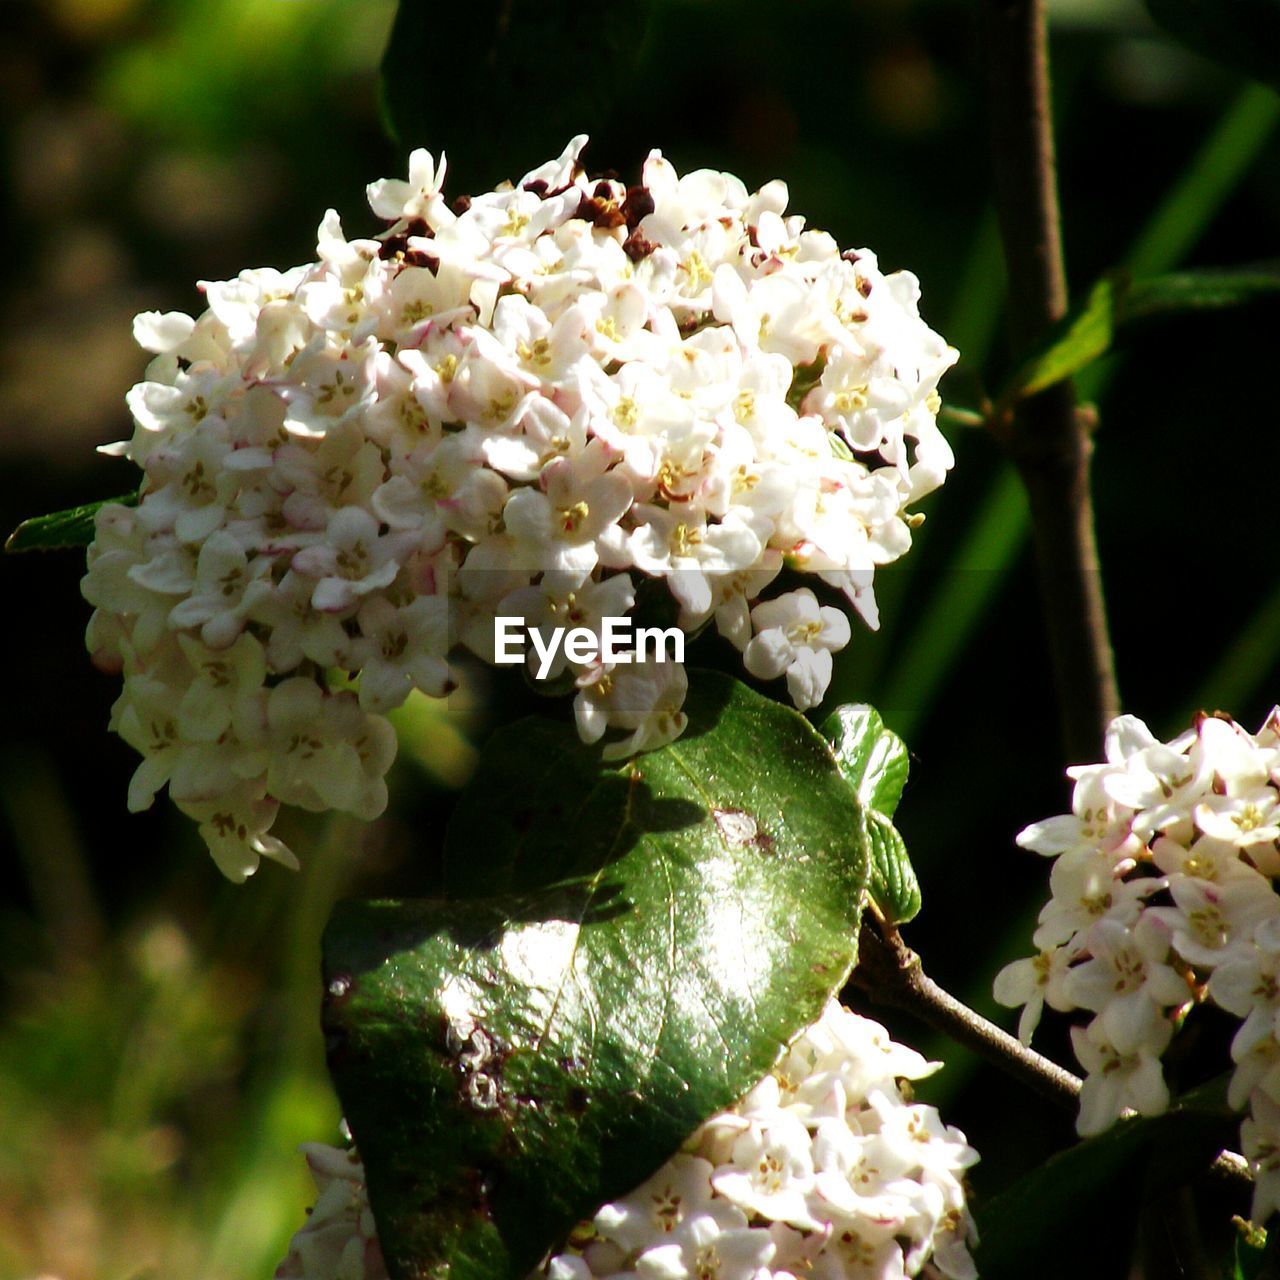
[742,590,851,712]
[276,1003,976,1280]
[1001,705,1280,1183]
[85,141,955,877]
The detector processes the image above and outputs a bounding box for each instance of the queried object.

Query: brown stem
[846,916,1081,1109]
[982,0,1119,762]
[844,918,1252,1193]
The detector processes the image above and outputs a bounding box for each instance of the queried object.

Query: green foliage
[973,1091,1238,1279]
[1146,0,1280,92]
[98,0,397,145]
[5,494,137,554]
[821,704,921,924]
[380,0,655,186]
[1001,262,1280,405]
[323,673,869,1280]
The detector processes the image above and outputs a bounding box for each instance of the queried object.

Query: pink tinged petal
[291,544,339,578]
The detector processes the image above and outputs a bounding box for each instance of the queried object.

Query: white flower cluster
[276,1001,977,1280]
[994,709,1280,1221]
[82,137,955,880]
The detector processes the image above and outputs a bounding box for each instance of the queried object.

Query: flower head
[998,704,1280,1223]
[276,1002,977,1280]
[86,141,955,876]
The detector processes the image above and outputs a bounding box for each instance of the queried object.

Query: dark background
[1,0,1278,1275]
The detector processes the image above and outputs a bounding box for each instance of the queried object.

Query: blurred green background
[1,0,1278,1276]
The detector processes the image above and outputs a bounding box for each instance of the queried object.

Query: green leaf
[324,672,869,1280]
[860,810,921,927]
[821,704,920,924]
[380,2,655,187]
[1001,261,1280,404]
[1008,275,1118,403]
[1146,0,1280,92]
[820,704,909,818]
[5,493,138,554]
[974,1092,1239,1280]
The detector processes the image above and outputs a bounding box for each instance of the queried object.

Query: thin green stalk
[1126,84,1280,279]
[890,85,1279,742]
[880,467,1028,740]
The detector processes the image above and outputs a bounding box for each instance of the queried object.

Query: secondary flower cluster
[276,1001,978,1280]
[81,137,955,878]
[994,709,1280,1222]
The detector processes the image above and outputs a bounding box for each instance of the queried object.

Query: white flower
[291,507,410,613]
[743,590,851,711]
[575,659,690,762]
[505,441,634,578]
[634,1209,774,1280]
[353,596,452,712]
[165,530,275,648]
[180,785,298,883]
[710,1112,820,1228]
[277,1003,976,1280]
[367,146,450,222]
[1062,915,1189,1052]
[1071,1017,1173,1135]
[1243,1090,1280,1224]
[992,945,1075,1045]
[86,140,956,876]
[595,1155,721,1252]
[1003,706,1280,1140]
[276,1142,385,1280]
[628,506,764,617]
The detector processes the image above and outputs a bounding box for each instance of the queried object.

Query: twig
[844,918,1253,1193]
[846,915,1080,1108]
[982,0,1119,763]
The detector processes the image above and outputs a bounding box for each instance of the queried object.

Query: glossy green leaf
[5,493,138,554]
[380,1,655,187]
[821,704,919,924]
[1001,261,1280,404]
[324,673,869,1280]
[974,1091,1238,1280]
[820,704,909,818]
[1146,0,1280,92]
[860,811,921,927]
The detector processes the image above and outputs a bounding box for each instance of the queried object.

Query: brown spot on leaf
[712,808,772,851]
